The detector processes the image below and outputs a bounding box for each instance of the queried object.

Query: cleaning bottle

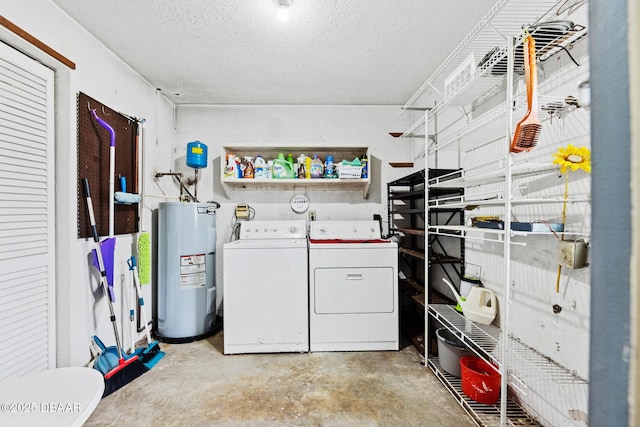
[310,154,324,179]
[272,153,295,179]
[235,156,243,178]
[305,157,312,179]
[224,154,238,178]
[243,157,255,179]
[361,154,368,178]
[254,156,267,179]
[324,155,335,178]
[297,154,308,179]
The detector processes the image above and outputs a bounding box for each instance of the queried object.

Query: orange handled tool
[511,34,541,153]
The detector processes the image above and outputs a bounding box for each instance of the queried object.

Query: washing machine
[223,220,308,354]
[308,220,399,352]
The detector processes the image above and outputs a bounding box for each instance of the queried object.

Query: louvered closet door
[0,42,55,380]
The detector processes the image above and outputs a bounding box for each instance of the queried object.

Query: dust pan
[128,255,165,369]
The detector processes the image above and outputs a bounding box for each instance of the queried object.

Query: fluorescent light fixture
[273,0,293,23]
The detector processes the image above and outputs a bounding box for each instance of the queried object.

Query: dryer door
[314,267,394,314]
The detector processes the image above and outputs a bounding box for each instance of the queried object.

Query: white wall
[172,105,414,314]
[3,0,176,366]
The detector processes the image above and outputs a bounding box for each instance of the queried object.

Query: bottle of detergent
[361,154,368,178]
[324,155,335,178]
[224,154,239,178]
[305,157,312,179]
[243,157,255,179]
[272,153,295,179]
[297,154,308,179]
[254,156,267,179]
[310,154,324,179]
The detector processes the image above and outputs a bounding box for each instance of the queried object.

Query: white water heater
[156,202,218,342]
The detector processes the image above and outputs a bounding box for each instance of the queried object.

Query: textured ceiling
[50,0,497,105]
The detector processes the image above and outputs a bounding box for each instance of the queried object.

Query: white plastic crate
[336,165,363,179]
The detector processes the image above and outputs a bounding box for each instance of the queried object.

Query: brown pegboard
[77,92,139,238]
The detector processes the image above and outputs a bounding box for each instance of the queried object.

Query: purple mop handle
[91,109,116,147]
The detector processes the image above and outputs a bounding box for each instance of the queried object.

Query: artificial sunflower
[552,144,591,174]
[552,143,591,294]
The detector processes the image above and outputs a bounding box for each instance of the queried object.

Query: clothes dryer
[308,221,398,352]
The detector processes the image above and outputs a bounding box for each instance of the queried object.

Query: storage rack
[429,304,587,426]
[393,0,590,425]
[387,169,464,355]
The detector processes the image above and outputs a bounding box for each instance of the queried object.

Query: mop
[127,255,165,369]
[89,109,118,300]
[83,178,148,397]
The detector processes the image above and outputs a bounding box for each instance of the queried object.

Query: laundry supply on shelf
[324,155,336,178]
[310,154,324,178]
[254,156,268,179]
[224,154,242,178]
[243,157,255,179]
[272,153,295,179]
[361,155,368,178]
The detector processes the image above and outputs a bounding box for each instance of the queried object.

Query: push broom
[83,178,148,396]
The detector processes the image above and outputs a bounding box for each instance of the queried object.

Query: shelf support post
[499,35,515,427]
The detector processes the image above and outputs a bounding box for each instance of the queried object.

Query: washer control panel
[239,220,306,239]
[309,221,381,240]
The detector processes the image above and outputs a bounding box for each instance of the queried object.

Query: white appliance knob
[290,226,297,233]
[319,227,326,233]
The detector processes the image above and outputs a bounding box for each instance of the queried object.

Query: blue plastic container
[186,141,208,169]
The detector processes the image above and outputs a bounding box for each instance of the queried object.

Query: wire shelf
[398,0,589,145]
[402,0,585,112]
[429,305,589,426]
[428,161,558,189]
[428,357,541,426]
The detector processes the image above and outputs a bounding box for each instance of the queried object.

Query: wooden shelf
[221,146,370,198]
[392,227,426,236]
[398,247,425,260]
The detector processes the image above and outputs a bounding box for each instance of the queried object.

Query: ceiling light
[273,0,293,23]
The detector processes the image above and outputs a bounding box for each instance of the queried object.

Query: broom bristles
[102,355,148,397]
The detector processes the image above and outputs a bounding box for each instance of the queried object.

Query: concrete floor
[85,332,475,426]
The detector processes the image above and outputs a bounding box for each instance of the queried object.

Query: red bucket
[460,356,501,404]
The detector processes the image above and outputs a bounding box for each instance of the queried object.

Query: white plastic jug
[443,278,497,325]
[254,156,267,179]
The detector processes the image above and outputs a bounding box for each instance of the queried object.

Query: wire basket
[336,165,363,179]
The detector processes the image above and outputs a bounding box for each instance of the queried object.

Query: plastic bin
[436,328,473,377]
[460,356,501,404]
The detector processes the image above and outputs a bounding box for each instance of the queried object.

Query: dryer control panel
[309,221,381,240]
[239,220,306,239]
